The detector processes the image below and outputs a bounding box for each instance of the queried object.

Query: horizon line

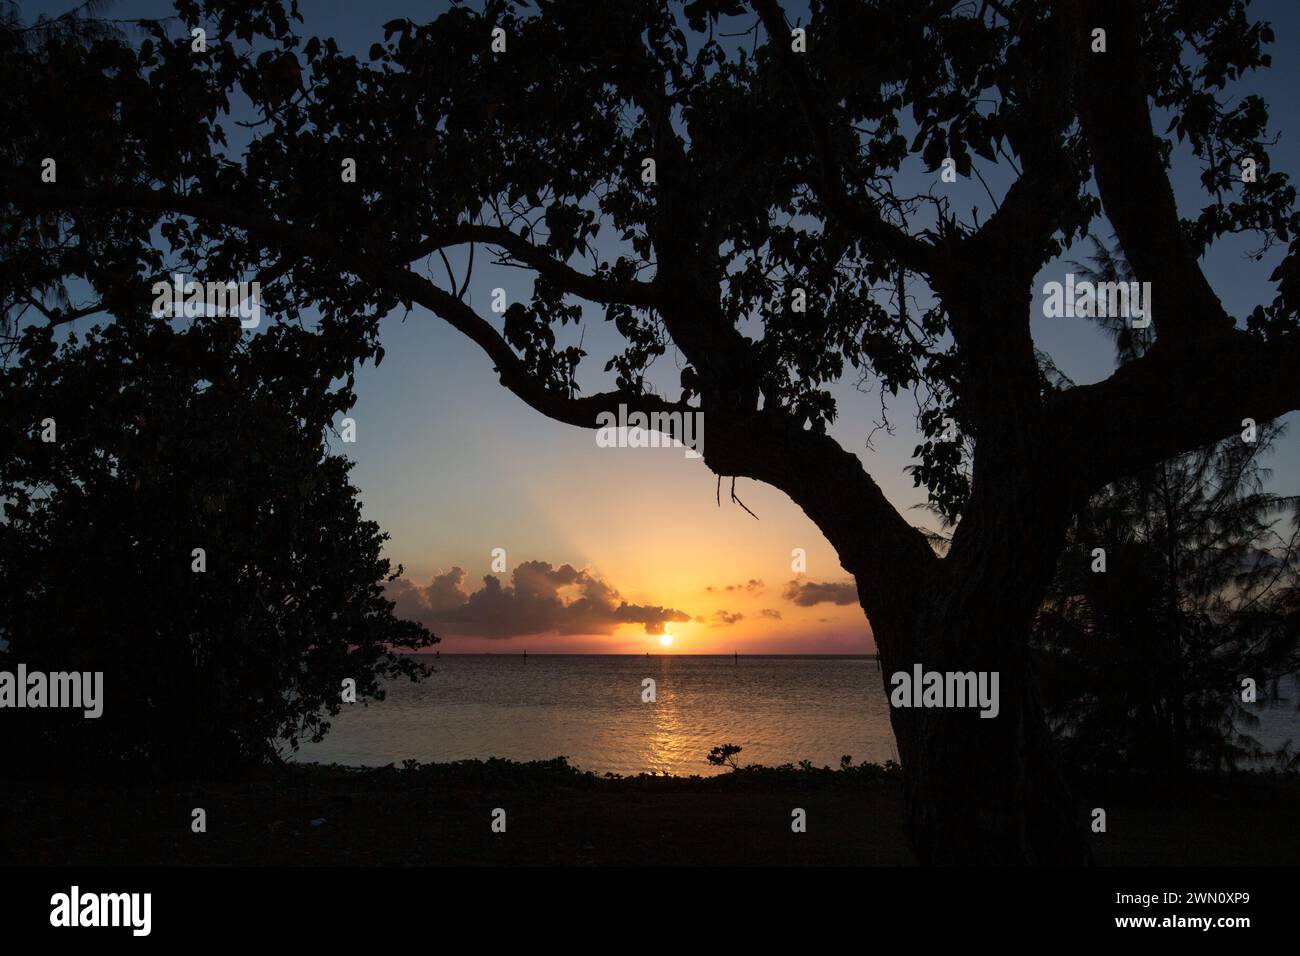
[401,650,879,658]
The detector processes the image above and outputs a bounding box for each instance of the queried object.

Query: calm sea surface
[290,655,1300,776]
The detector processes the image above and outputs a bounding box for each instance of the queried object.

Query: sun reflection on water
[645,676,686,774]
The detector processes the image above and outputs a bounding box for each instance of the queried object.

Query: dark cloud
[705,578,765,594]
[710,610,745,626]
[388,561,691,638]
[758,608,783,620]
[782,579,858,607]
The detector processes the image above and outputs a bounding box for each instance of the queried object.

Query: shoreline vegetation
[5,758,1298,866]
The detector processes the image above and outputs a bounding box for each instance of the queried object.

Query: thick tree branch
[1052,327,1300,491]
[6,135,935,625]
[1072,0,1234,343]
[1046,1,1300,490]
[408,277,691,429]
[5,179,683,430]
[967,6,1079,288]
[704,408,939,629]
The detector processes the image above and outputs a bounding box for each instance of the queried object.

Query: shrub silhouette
[0,315,436,776]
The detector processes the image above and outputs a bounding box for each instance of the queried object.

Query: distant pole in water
[734,650,738,663]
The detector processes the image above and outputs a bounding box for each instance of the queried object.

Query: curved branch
[1052,328,1300,491]
[1072,0,1234,343]
[415,224,660,308]
[409,276,691,429]
[4,178,684,430]
[704,408,939,629]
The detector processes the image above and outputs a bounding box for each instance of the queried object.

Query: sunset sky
[31,0,1300,653]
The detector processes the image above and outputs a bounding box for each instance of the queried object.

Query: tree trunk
[864,440,1094,864]
[870,572,1092,864]
[879,616,1091,865]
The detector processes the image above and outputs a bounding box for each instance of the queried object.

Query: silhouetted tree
[0,314,436,776]
[1034,240,1300,774]
[4,0,1300,860]
[1037,424,1300,769]
[706,743,744,770]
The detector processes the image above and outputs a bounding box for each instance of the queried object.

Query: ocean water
[290,655,1300,776]
[293,654,896,776]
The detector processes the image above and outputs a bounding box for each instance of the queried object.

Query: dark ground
[3,759,1298,866]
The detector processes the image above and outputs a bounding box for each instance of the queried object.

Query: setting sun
[659,633,673,647]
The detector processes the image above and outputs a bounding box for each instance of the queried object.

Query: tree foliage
[3,0,1296,517]
[0,313,435,775]
[1036,427,1300,772]
[1033,242,1300,773]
